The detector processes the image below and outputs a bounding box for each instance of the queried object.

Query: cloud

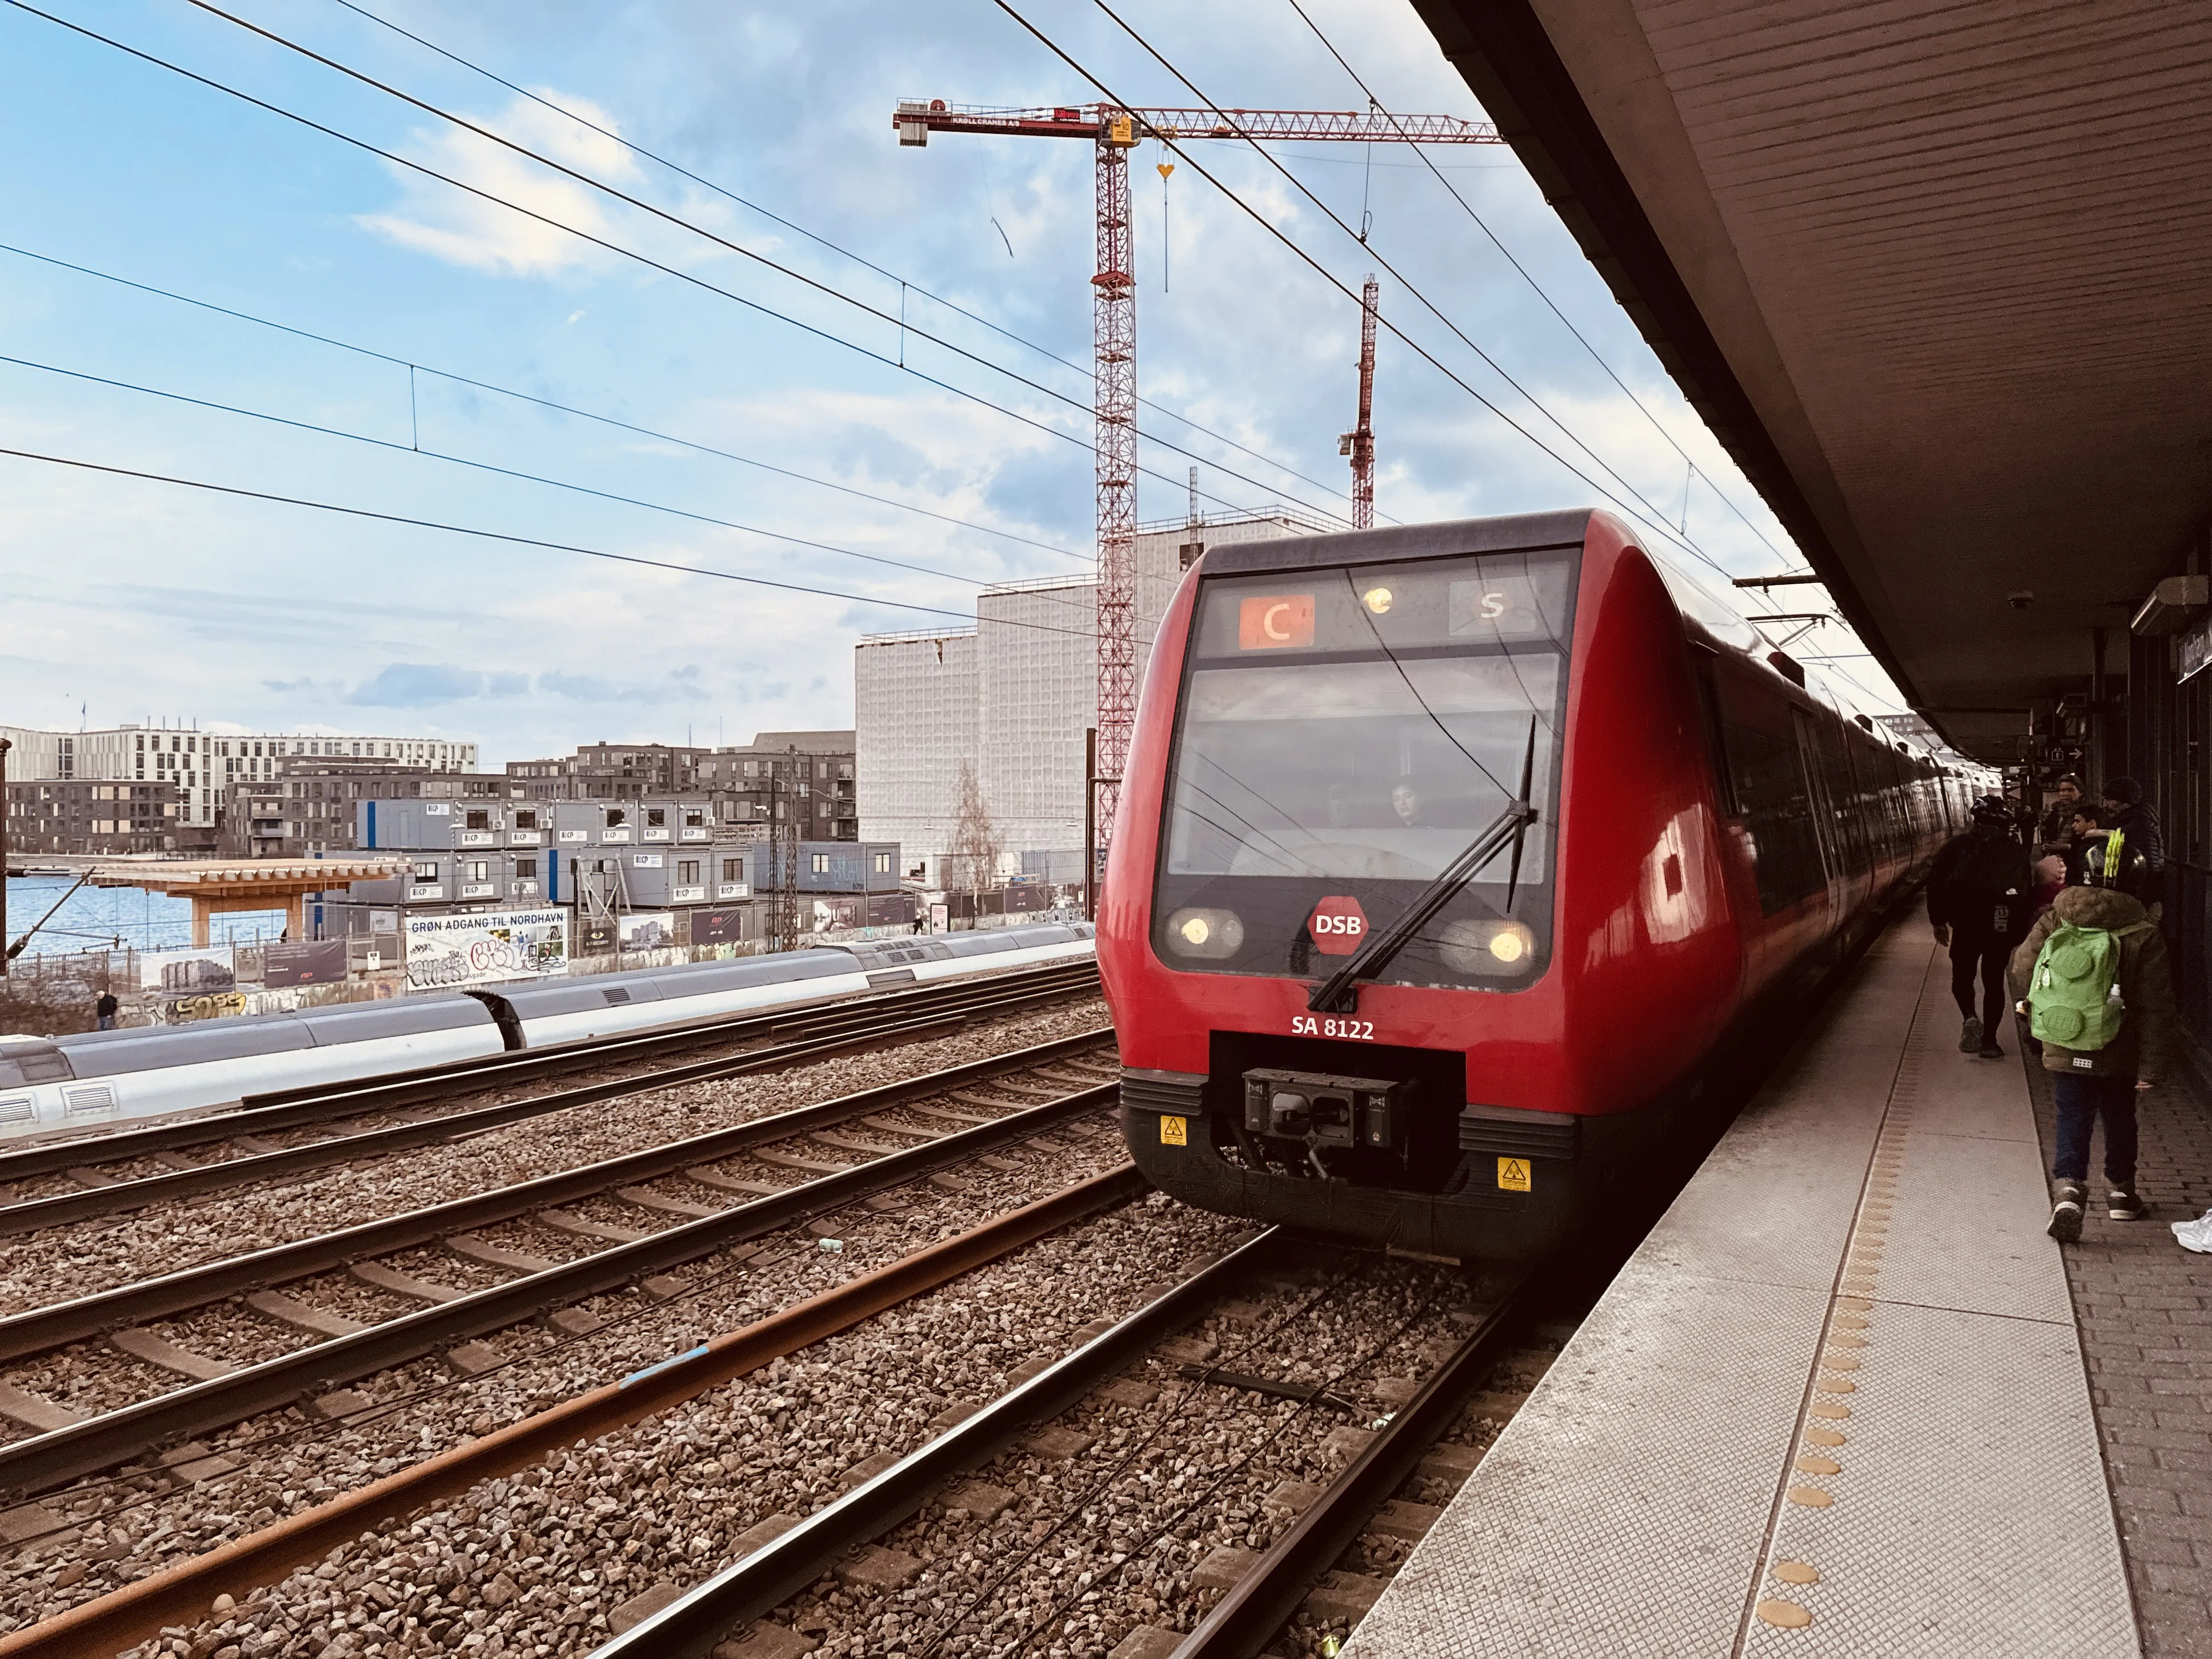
[349,663,502,707]
[357,91,648,278]
[539,666,712,704]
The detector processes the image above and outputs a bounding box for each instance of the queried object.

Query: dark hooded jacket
[2007,884,2176,1082]
[1928,823,2034,942]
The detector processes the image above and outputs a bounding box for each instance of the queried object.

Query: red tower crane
[1342,275,1380,531]
[894,100,1502,848]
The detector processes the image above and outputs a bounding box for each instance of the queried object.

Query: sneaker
[1978,1041,2005,1060]
[1959,1016,1983,1053]
[2049,1181,2086,1244]
[2108,1190,2147,1221]
[2173,1212,2212,1254]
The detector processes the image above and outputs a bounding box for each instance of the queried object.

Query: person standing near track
[1929,794,2035,1059]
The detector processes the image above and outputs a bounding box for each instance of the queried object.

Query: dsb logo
[1308,895,1368,956]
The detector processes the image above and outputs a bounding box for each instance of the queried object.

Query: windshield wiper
[1307,718,1541,1015]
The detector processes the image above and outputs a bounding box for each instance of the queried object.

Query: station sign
[2180,608,2212,683]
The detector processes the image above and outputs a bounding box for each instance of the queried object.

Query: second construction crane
[894,100,1502,847]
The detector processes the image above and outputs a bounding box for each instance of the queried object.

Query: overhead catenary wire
[322,0,1384,523]
[0,446,1099,639]
[989,0,1754,590]
[10,0,1356,533]
[1278,0,1802,571]
[1013,2,1921,720]
[0,350,1104,619]
[1076,0,1769,589]
[0,240,1090,565]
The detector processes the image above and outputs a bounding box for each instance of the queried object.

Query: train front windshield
[1153,548,1574,989]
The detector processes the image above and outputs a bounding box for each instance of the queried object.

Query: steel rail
[0,958,1098,1184]
[0,1080,1120,1496]
[592,1228,1284,1659]
[0,1030,1114,1369]
[0,968,1098,1236]
[0,1163,1146,1659]
[1168,1271,1539,1659]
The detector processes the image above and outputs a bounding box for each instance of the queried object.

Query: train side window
[1689,646,1737,814]
[1718,678,1827,914]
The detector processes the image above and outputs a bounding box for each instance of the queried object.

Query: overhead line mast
[894,100,1500,854]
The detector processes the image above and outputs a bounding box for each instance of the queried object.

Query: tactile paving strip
[1743,1299,2134,1656]
[1350,925,2138,1658]
[1345,928,1929,1657]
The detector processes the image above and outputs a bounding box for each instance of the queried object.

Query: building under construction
[854,507,1326,877]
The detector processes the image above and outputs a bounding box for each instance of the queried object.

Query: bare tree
[946,761,1003,915]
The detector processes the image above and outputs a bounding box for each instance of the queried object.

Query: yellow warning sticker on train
[1160,1115,1188,1147]
[1497,1156,1532,1192]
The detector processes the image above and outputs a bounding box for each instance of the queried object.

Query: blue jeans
[2052,1072,2138,1187]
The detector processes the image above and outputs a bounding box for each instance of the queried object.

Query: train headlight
[1362,585,1393,614]
[1166,907,1244,960]
[1440,918,1536,975]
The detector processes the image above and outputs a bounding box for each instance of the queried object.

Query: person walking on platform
[2098,776,2166,907]
[1929,794,2035,1059]
[2011,857,2176,1242]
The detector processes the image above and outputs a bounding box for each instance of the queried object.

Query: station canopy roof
[1415,0,2212,759]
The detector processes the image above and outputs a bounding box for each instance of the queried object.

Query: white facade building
[0,724,478,830]
[855,509,1326,874]
[853,632,979,873]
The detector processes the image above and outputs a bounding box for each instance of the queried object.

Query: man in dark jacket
[2010,876,2176,1240]
[2100,776,2166,906]
[1929,795,2036,1059]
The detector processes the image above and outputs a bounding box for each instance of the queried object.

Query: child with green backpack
[2008,848,2176,1242]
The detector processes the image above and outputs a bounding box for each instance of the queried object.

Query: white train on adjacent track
[0,923,1096,1142]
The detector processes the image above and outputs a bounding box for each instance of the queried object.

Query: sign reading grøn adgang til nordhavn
[402,909,568,990]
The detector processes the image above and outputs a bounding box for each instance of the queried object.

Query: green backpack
[2027,920,2153,1050]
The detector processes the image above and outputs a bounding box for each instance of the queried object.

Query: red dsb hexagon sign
[1308,895,1368,956]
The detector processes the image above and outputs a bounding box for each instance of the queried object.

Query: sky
[0,0,1899,769]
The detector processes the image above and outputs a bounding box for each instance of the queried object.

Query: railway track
[2,1160,1158,1658]
[0,1032,1118,1498]
[8,1149,1581,1659]
[590,1242,1549,1659]
[0,958,1099,1233]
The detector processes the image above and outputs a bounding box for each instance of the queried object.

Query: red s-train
[1098,509,1977,1262]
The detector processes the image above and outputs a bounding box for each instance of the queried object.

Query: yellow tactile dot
[1810,1401,1852,1420]
[1822,1353,1863,1370]
[1828,1333,1869,1348]
[1796,1454,1842,1476]
[1815,1374,1857,1394]
[1836,1297,1872,1312]
[1786,1486,1834,1508]
[1841,1282,1877,1297]
[1804,1426,1847,1447]
[1833,1313,1869,1329]
[1774,1561,1821,1585]
[1757,1599,1814,1628]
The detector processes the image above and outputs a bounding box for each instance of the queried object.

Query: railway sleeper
[0,1082,1116,1497]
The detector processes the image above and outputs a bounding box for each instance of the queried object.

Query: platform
[1348,920,2142,1656]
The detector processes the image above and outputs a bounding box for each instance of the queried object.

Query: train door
[1791,710,1867,927]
